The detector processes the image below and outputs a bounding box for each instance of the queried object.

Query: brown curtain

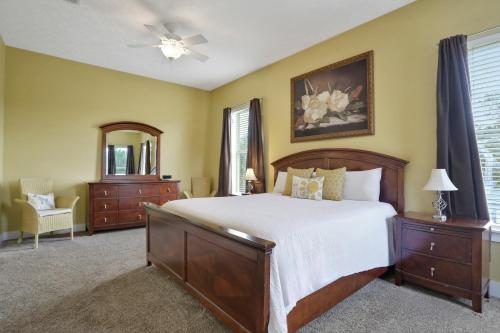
[125,145,135,175]
[107,145,116,175]
[246,98,266,193]
[216,107,232,196]
[145,140,151,174]
[437,35,489,219]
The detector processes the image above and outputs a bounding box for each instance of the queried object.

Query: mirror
[100,122,162,181]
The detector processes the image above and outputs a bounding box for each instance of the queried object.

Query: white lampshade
[245,168,258,181]
[423,169,458,191]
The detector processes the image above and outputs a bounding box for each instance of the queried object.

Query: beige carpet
[1,228,499,333]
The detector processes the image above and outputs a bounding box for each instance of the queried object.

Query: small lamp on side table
[422,169,458,221]
[245,168,257,194]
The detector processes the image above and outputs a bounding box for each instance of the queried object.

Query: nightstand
[394,212,492,312]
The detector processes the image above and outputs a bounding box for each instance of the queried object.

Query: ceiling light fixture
[159,39,185,60]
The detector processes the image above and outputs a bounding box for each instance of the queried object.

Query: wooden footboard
[145,204,275,333]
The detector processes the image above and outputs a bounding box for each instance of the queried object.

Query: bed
[145,148,408,333]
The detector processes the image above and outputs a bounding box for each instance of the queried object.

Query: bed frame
[145,148,408,332]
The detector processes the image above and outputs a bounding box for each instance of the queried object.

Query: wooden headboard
[271,148,408,212]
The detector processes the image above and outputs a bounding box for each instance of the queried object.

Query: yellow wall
[0,36,5,230]
[205,0,500,279]
[2,47,210,232]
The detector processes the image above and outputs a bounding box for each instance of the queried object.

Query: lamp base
[432,214,447,222]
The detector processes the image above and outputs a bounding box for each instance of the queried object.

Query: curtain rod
[435,25,499,47]
[228,98,263,111]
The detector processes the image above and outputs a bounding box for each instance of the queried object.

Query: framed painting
[290,51,374,142]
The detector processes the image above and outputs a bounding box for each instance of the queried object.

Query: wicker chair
[183,177,216,199]
[15,178,80,249]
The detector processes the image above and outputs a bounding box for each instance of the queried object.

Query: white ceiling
[0,0,414,90]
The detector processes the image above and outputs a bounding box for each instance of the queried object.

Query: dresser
[88,180,180,234]
[395,212,491,312]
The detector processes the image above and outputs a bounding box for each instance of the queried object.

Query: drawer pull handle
[167,188,171,193]
[104,190,108,196]
[104,217,107,223]
[430,267,435,277]
[138,214,142,220]
[430,242,435,251]
[430,227,435,232]
[104,204,107,209]
[139,189,142,195]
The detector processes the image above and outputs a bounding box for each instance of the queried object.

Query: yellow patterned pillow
[291,176,324,201]
[316,167,346,201]
[283,167,314,196]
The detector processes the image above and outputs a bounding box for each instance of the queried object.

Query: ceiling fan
[128,23,209,62]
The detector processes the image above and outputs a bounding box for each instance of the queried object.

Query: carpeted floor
[1,228,499,333]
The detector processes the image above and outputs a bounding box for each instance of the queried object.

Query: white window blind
[469,32,500,223]
[230,104,250,195]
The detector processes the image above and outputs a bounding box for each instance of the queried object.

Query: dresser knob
[430,242,435,251]
[138,189,142,195]
[430,227,435,232]
[167,188,171,193]
[104,217,107,223]
[138,214,142,220]
[103,204,107,209]
[104,190,108,196]
[430,267,436,277]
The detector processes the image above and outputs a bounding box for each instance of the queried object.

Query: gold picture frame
[290,51,374,142]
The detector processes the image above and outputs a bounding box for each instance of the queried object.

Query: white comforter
[162,193,397,333]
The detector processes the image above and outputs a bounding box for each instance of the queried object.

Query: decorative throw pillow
[272,171,288,194]
[27,193,55,210]
[291,176,324,201]
[283,167,314,196]
[316,167,346,201]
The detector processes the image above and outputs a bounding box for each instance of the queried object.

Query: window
[230,104,250,195]
[114,146,128,175]
[469,30,500,223]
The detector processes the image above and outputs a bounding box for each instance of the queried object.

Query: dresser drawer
[93,198,119,212]
[159,183,177,195]
[119,184,159,197]
[158,194,178,205]
[402,227,472,263]
[93,211,118,226]
[119,209,147,224]
[402,250,471,290]
[119,197,158,210]
[93,184,118,199]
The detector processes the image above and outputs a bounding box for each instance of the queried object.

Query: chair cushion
[27,193,55,210]
[37,208,72,217]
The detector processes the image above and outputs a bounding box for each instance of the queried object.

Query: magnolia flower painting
[291,51,374,142]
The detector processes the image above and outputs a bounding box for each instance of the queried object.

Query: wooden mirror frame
[100,121,163,182]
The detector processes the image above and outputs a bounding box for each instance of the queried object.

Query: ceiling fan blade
[127,44,162,48]
[181,34,208,46]
[144,24,167,40]
[184,48,209,62]
[163,23,177,34]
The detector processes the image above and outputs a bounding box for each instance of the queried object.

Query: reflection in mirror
[105,130,157,176]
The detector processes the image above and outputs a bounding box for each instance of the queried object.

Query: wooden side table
[394,212,491,312]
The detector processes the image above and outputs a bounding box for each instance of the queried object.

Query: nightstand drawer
[402,250,471,290]
[402,227,472,263]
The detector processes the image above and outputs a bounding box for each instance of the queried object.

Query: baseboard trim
[490,280,500,299]
[1,224,86,241]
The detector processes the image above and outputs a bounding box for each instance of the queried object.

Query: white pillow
[273,171,288,194]
[27,193,55,210]
[343,168,382,202]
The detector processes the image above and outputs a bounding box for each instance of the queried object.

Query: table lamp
[422,169,458,221]
[245,168,257,194]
